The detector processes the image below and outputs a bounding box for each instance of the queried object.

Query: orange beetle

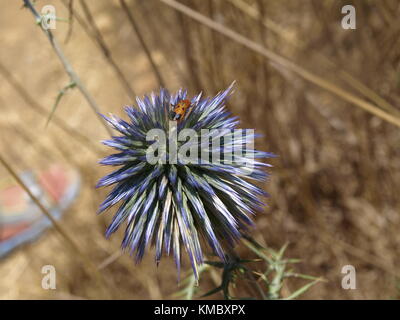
[170,99,191,121]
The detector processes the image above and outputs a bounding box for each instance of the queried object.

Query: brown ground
[0,0,400,299]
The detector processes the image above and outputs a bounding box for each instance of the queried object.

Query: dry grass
[0,0,400,299]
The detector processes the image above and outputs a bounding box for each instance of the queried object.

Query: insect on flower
[97,83,275,280]
[170,99,191,121]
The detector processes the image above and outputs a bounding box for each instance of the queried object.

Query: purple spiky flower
[97,84,275,279]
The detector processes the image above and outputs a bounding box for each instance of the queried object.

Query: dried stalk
[22,0,112,136]
[119,0,166,88]
[77,0,137,100]
[159,0,400,128]
[0,61,102,155]
[0,155,110,296]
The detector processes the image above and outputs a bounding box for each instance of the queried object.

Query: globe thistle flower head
[97,83,275,280]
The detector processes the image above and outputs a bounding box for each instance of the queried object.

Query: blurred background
[0,0,400,299]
